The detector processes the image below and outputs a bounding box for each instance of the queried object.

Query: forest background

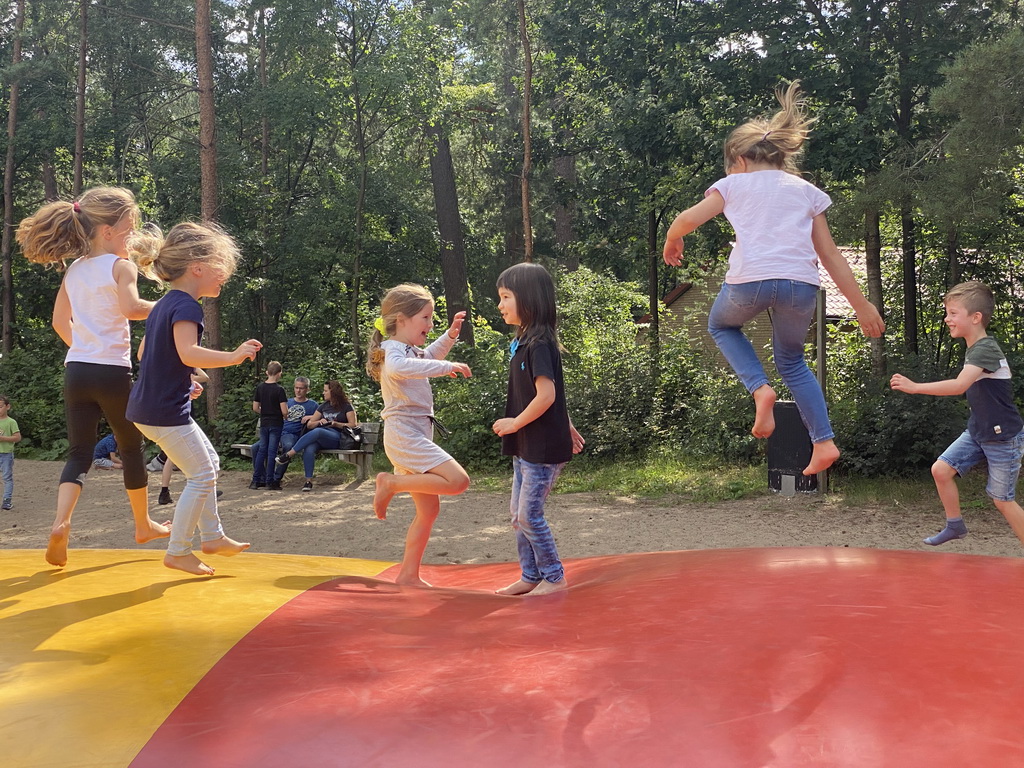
[2,0,1024,482]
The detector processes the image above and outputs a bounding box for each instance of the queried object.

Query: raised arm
[891,365,985,397]
[172,321,261,369]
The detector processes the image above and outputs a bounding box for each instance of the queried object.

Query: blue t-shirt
[283,398,319,436]
[93,433,117,460]
[126,290,205,427]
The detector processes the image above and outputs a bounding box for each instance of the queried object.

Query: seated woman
[276,380,357,492]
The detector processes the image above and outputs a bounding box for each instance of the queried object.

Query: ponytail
[723,81,815,174]
[16,186,139,269]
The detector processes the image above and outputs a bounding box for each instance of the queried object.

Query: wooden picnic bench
[232,422,381,482]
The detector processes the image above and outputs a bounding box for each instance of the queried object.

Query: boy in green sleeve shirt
[891,281,1024,548]
[0,394,22,510]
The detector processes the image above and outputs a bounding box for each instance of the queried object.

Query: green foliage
[828,329,967,477]
[0,340,67,459]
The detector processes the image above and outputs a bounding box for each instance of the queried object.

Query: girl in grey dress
[366,284,472,587]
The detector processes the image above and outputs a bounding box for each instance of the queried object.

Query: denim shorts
[938,429,1024,501]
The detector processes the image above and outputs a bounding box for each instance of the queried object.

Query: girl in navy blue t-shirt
[127,222,261,576]
[492,263,584,596]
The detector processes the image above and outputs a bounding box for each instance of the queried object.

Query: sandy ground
[1,459,1022,565]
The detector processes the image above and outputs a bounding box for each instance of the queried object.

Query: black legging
[61,362,146,489]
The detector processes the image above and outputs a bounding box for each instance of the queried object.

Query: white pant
[135,419,224,556]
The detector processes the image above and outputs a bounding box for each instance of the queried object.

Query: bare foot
[526,578,568,596]
[201,536,251,556]
[135,518,172,544]
[496,579,539,596]
[374,472,396,520]
[751,385,777,439]
[46,523,70,568]
[803,440,841,476]
[395,574,432,588]
[164,552,215,576]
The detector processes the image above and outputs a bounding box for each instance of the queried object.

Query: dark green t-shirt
[965,336,1023,442]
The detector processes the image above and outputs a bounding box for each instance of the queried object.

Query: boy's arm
[279,400,289,418]
[252,401,261,414]
[891,364,985,397]
[812,215,885,338]
[0,430,21,444]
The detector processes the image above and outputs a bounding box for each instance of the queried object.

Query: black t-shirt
[254,381,288,428]
[965,336,1023,442]
[501,336,572,464]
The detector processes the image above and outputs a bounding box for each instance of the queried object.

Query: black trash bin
[767,400,818,494]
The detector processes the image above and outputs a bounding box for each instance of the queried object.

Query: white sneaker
[147,455,166,472]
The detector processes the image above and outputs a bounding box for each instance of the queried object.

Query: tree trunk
[2,0,26,355]
[74,0,88,195]
[350,86,368,367]
[516,0,534,262]
[647,207,660,363]
[196,0,225,422]
[900,202,917,355]
[863,208,886,377]
[553,154,578,270]
[428,126,473,344]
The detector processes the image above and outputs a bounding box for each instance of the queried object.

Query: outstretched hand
[889,373,916,394]
[447,310,467,340]
[448,362,472,378]
[235,339,263,363]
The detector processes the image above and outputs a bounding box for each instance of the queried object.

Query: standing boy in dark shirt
[251,361,288,490]
[891,281,1024,547]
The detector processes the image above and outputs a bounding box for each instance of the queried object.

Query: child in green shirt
[0,395,23,510]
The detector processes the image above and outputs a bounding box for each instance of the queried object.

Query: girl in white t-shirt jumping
[17,187,171,568]
[662,81,886,476]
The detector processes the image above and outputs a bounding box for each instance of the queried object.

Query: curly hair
[16,187,140,269]
[130,221,241,285]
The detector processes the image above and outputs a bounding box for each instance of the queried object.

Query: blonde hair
[132,221,241,285]
[723,81,814,174]
[16,186,140,268]
[945,280,995,327]
[366,283,434,382]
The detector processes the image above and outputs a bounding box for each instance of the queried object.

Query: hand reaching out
[447,310,467,340]
[448,362,472,378]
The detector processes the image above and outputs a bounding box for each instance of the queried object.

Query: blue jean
[135,419,225,557]
[273,431,300,481]
[290,427,341,479]
[708,279,833,443]
[252,425,282,484]
[510,457,565,584]
[939,429,1024,502]
[0,453,13,503]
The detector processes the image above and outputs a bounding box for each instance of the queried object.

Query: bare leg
[46,482,81,567]
[803,439,841,476]
[751,385,777,439]
[164,552,215,576]
[374,460,469,520]
[993,499,1024,547]
[395,492,439,587]
[932,460,962,520]
[126,486,172,543]
[161,458,174,490]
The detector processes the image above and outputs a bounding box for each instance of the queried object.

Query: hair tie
[761,130,772,142]
[72,201,81,213]
[373,317,387,335]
